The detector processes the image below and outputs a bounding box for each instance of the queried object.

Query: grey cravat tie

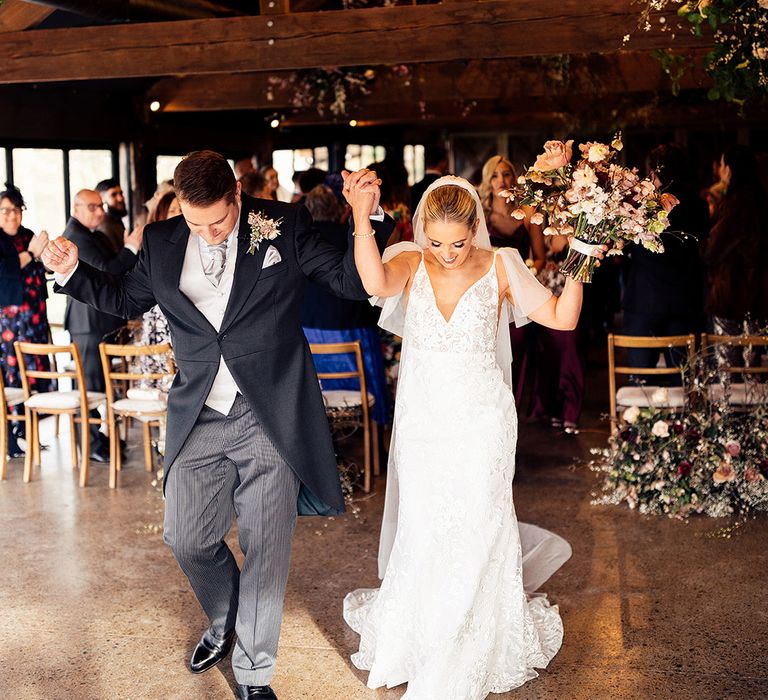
[203,242,227,286]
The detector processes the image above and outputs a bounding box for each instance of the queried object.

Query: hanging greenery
[634,1,768,108]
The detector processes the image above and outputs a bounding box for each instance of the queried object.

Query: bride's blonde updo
[421,184,479,232]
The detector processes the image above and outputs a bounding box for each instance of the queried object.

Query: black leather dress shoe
[189,627,236,674]
[237,686,277,700]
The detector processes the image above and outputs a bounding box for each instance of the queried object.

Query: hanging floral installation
[632,0,768,108]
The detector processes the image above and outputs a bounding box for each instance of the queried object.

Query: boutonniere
[247,211,283,254]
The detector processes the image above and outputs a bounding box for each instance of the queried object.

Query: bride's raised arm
[343,169,414,298]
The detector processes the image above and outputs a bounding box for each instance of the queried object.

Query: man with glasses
[62,189,143,462]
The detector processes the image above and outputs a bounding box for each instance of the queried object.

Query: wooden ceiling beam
[0,0,54,32]
[0,0,702,84]
[150,52,710,113]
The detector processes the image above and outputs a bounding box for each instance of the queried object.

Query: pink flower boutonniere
[247,211,282,254]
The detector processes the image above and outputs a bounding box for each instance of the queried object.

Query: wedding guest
[301,185,388,424]
[95,178,128,254]
[623,143,709,370]
[704,145,768,368]
[0,184,52,457]
[480,155,546,404]
[297,168,328,204]
[239,171,271,199]
[234,156,256,180]
[531,234,585,433]
[368,160,413,245]
[63,189,144,462]
[260,165,292,202]
[409,144,448,210]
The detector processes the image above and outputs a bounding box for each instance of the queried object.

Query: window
[272,147,330,198]
[12,148,66,236]
[404,144,425,186]
[156,155,184,186]
[0,148,6,186]
[69,149,113,197]
[345,144,385,173]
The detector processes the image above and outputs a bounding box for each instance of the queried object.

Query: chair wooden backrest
[607,334,697,430]
[309,341,369,424]
[99,342,176,404]
[14,341,89,404]
[700,333,768,378]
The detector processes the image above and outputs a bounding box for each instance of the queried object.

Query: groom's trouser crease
[163,395,300,686]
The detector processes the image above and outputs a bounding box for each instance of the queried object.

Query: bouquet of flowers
[501,135,679,282]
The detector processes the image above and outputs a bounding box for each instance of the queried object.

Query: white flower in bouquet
[580,141,611,163]
[652,420,670,438]
[623,406,640,424]
[651,387,669,404]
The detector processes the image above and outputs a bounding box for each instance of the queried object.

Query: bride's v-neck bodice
[404,254,499,358]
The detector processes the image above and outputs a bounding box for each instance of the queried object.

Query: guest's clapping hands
[42,237,79,276]
[27,230,49,259]
[341,168,382,218]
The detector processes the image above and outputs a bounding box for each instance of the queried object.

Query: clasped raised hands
[341,168,382,218]
[41,237,79,276]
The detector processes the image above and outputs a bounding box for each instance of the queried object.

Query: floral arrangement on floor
[591,382,768,519]
[501,134,678,282]
[633,0,768,108]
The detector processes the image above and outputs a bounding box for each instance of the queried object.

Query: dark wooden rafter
[150,52,711,113]
[0,0,703,85]
[0,0,54,32]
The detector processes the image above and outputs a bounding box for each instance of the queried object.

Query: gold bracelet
[353,229,376,239]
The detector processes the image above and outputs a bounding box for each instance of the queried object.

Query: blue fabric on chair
[303,326,389,425]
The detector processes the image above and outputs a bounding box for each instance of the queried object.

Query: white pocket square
[262,246,282,269]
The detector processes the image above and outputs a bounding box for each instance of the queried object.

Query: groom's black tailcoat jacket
[57,195,393,514]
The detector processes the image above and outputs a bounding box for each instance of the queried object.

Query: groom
[43,151,392,700]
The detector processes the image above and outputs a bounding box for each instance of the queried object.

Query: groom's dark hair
[174,150,237,207]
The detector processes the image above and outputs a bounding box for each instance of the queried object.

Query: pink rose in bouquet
[533,140,573,171]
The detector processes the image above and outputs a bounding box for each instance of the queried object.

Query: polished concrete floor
[1,395,767,700]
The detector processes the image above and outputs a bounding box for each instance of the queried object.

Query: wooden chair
[310,341,379,493]
[607,334,697,433]
[14,341,106,486]
[99,342,175,489]
[0,370,27,480]
[700,333,768,407]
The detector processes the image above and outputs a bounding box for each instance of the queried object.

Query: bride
[341,172,603,700]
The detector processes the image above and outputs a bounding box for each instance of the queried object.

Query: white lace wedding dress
[344,252,569,700]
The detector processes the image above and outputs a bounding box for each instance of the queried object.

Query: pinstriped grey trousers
[163,394,300,686]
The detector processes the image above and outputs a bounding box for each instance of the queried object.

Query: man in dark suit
[62,189,143,461]
[44,152,392,700]
[410,144,448,210]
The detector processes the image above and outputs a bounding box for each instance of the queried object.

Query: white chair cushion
[616,386,686,408]
[3,387,25,406]
[25,391,107,410]
[126,387,166,402]
[111,398,167,418]
[322,389,375,409]
[708,383,768,405]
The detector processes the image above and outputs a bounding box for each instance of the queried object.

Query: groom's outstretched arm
[294,204,393,301]
[45,235,157,320]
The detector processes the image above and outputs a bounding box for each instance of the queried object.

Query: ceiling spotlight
[149,100,161,112]
[349,119,358,127]
[270,117,280,128]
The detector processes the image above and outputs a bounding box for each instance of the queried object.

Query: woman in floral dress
[0,184,53,456]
